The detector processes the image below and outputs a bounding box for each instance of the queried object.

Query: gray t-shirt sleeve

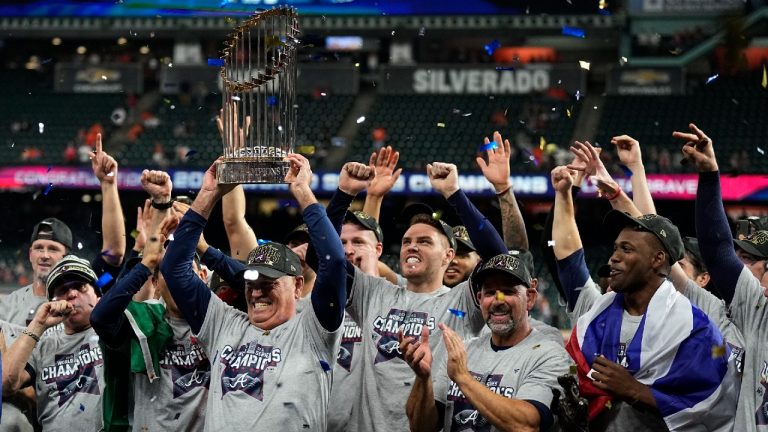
[728,266,767,334]
[515,344,571,407]
[347,267,395,325]
[682,279,728,327]
[568,278,601,325]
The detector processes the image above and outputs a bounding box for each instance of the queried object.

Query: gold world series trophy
[215,6,300,183]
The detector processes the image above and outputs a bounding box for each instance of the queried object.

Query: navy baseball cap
[31,218,73,250]
[245,242,302,279]
[604,211,684,265]
[473,253,532,289]
[345,211,384,243]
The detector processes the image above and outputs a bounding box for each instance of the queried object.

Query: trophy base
[217,159,290,184]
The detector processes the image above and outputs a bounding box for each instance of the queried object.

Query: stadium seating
[595,74,768,173]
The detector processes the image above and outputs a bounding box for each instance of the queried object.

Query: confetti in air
[267,96,278,106]
[356,116,366,124]
[436,122,446,128]
[619,164,634,177]
[185,150,198,158]
[547,240,555,247]
[95,272,114,288]
[43,183,53,196]
[448,308,466,318]
[38,122,44,134]
[758,147,765,155]
[706,74,718,85]
[319,360,332,372]
[130,229,139,239]
[575,90,581,101]
[495,292,505,302]
[711,344,726,359]
[763,65,767,89]
[579,61,590,70]
[207,58,225,67]
[483,39,500,56]
[479,141,498,152]
[562,26,586,38]
[77,242,83,250]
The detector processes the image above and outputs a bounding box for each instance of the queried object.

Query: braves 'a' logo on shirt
[40,343,103,407]
[756,361,768,425]
[447,373,513,431]
[372,309,435,364]
[161,342,211,398]
[218,342,281,400]
[337,317,362,372]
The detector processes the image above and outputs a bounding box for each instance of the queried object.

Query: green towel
[102,301,173,432]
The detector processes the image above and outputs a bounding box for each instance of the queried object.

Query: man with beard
[2,255,105,430]
[550,164,737,431]
[319,161,508,431]
[401,252,570,431]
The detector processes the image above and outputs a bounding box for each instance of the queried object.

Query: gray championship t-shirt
[197,296,340,431]
[328,312,364,432]
[1,320,35,432]
[727,266,768,431]
[344,268,486,432]
[0,285,45,328]
[433,328,571,432]
[132,316,210,432]
[26,327,105,432]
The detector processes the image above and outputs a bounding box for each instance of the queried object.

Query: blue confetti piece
[319,360,331,372]
[479,142,498,152]
[79,403,85,412]
[185,150,197,158]
[562,26,586,38]
[619,164,633,177]
[484,39,500,56]
[448,308,466,318]
[597,8,611,15]
[495,66,515,71]
[47,165,52,172]
[43,183,53,195]
[257,238,271,246]
[219,0,229,7]
[706,74,719,85]
[95,272,114,289]
[207,58,225,67]
[267,96,278,106]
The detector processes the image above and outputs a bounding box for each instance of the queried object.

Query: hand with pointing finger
[673,123,718,173]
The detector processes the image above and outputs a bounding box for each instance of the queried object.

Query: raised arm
[570,141,641,217]
[551,167,582,260]
[551,166,591,309]
[91,134,125,267]
[286,153,352,331]
[675,123,743,303]
[160,160,234,333]
[221,186,258,260]
[477,131,528,250]
[611,135,656,215]
[362,146,402,221]
[428,162,506,260]
[3,301,71,394]
[215,103,258,260]
[90,216,170,348]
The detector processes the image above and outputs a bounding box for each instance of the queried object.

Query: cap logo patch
[249,244,280,266]
[748,231,768,245]
[452,226,470,242]
[660,229,667,238]
[484,254,520,272]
